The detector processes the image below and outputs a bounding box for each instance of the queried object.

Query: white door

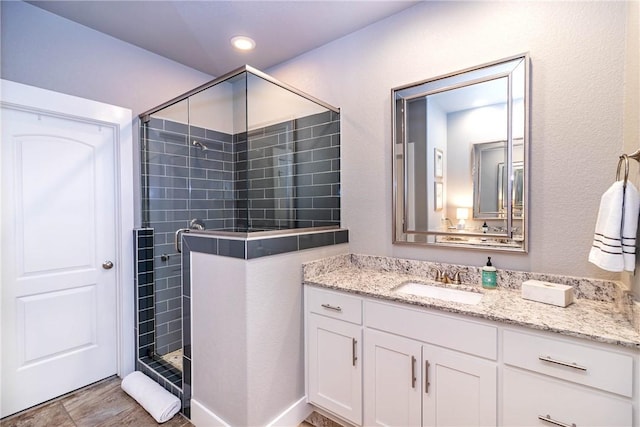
[1,94,120,417]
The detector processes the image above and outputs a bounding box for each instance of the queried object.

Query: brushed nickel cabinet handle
[320,303,342,312]
[411,356,417,388]
[352,338,358,366]
[538,355,587,371]
[538,414,577,427]
[425,360,430,394]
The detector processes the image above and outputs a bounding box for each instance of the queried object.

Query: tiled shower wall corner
[143,119,235,356]
[141,111,341,356]
[235,110,341,230]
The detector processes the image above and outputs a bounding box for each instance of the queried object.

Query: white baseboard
[266,396,313,427]
[190,399,231,427]
[190,397,312,427]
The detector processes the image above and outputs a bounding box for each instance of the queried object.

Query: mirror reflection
[393,54,529,251]
[473,140,524,219]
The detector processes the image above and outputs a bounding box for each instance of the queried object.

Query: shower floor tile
[161,349,183,371]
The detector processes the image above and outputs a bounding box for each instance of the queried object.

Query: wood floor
[1,375,318,427]
[0,376,192,427]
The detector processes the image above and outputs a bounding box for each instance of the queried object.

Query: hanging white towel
[622,181,640,271]
[589,181,639,272]
[121,371,181,423]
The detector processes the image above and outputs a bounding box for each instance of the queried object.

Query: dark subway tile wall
[133,229,155,360]
[234,110,341,230]
[142,120,235,357]
[135,228,186,413]
[142,112,340,353]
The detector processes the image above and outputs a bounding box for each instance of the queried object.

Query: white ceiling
[27,0,421,77]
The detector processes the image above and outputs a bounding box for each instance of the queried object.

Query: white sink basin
[394,281,483,305]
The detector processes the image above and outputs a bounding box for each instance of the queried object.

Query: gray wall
[3,1,639,290]
[1,1,212,117]
[269,1,637,284]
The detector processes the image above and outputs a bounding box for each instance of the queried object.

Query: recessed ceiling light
[231,36,256,51]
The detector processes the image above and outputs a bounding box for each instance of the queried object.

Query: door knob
[102,260,114,270]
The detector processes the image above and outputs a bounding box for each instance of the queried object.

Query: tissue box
[521,280,574,307]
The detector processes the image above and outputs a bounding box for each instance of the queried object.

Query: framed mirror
[392,54,529,252]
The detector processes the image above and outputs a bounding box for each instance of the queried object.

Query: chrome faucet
[442,218,456,230]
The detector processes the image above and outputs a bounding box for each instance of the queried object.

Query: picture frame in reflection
[434,148,444,178]
[434,182,443,211]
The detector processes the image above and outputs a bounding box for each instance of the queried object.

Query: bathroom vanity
[303,254,640,427]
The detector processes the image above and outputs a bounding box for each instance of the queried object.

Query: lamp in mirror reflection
[456,207,469,230]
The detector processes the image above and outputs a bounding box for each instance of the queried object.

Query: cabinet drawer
[503,367,632,426]
[503,329,633,397]
[306,286,362,325]
[365,300,497,359]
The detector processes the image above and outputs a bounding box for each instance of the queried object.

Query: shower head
[192,140,208,151]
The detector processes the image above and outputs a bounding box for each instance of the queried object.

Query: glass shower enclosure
[135,66,341,403]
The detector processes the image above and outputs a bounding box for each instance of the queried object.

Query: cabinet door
[423,344,497,427]
[364,329,422,427]
[307,314,362,425]
[503,367,632,426]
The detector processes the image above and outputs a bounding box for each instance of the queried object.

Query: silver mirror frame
[392,53,529,253]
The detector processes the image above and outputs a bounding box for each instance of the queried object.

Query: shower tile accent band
[181,228,349,260]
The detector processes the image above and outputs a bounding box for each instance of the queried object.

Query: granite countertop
[303,254,640,349]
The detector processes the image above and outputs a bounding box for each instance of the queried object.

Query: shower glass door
[140,73,245,379]
[141,98,190,378]
[186,72,243,231]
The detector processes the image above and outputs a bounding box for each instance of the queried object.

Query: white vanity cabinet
[422,343,497,427]
[364,329,497,427]
[364,300,497,427]
[363,329,422,426]
[305,287,363,425]
[304,285,639,427]
[502,329,634,426]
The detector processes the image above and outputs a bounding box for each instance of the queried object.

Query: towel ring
[617,154,630,186]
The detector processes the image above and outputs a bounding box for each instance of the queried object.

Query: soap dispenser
[481,257,497,289]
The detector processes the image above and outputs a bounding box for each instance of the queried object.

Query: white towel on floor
[121,371,181,423]
[589,181,640,272]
